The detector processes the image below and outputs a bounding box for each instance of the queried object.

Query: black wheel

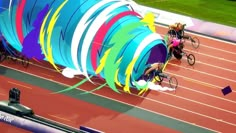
[169,76,178,89]
[21,56,29,68]
[0,52,7,63]
[187,54,195,66]
[173,49,183,60]
[191,37,200,49]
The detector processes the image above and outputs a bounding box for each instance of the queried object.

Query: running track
[0,24,235,133]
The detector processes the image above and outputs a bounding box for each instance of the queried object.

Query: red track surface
[0,25,236,133]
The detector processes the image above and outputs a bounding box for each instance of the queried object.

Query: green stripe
[1,66,215,133]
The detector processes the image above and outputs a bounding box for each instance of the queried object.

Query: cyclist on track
[144,62,167,80]
[168,22,194,42]
[167,37,181,57]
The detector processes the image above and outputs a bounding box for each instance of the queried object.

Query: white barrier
[126,0,194,27]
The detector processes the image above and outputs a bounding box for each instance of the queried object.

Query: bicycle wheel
[21,56,30,68]
[0,52,6,63]
[187,54,195,66]
[169,76,178,89]
[191,37,200,49]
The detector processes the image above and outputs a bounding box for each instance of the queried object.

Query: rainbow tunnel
[0,0,168,93]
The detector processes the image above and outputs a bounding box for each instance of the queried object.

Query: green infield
[134,0,236,27]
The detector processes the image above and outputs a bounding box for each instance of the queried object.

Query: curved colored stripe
[46,0,68,72]
[134,33,162,58]
[103,22,145,93]
[81,1,128,81]
[124,56,139,93]
[8,0,13,17]
[71,0,116,81]
[15,0,26,44]
[91,11,141,71]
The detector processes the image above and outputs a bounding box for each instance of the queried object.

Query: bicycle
[142,68,178,90]
[0,45,30,68]
[168,26,200,49]
[168,43,196,66]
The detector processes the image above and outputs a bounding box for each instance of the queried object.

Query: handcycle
[168,25,200,49]
[168,42,196,66]
[141,68,178,90]
[0,43,29,68]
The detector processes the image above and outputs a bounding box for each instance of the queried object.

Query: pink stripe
[16,0,26,44]
[91,11,141,72]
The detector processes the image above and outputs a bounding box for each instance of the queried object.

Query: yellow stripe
[124,57,139,93]
[95,48,111,74]
[46,0,68,72]
[48,114,71,122]
[183,78,215,88]
[40,10,51,61]
[115,69,122,87]
[162,60,169,72]
[8,81,32,89]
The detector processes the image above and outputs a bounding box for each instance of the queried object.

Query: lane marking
[165,72,221,89]
[0,93,6,96]
[197,61,236,73]
[41,73,54,77]
[48,114,71,122]
[185,49,236,64]
[156,24,236,46]
[8,60,236,105]
[163,91,236,115]
[170,81,236,104]
[165,72,236,93]
[169,63,236,83]
[183,78,216,88]
[198,44,236,55]
[1,64,234,130]
[7,81,32,89]
[11,61,236,104]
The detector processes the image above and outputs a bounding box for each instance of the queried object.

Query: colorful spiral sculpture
[0,0,168,94]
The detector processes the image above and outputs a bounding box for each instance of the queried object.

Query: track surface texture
[0,25,235,133]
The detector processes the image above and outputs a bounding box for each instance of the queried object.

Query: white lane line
[185,49,236,64]
[199,44,236,55]
[31,62,236,104]
[197,61,236,73]
[168,63,236,83]
[165,80,236,104]
[163,92,236,115]
[3,64,236,127]
[165,71,236,93]
[0,64,223,132]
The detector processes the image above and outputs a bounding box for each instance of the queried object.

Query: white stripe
[133,33,162,58]
[8,0,13,17]
[71,0,116,81]
[81,1,128,82]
